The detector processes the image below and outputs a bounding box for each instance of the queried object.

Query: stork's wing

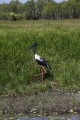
[40,56,51,69]
[40,56,47,62]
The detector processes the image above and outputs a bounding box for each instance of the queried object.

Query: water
[1,114,80,120]
[17,115,80,120]
[71,115,80,120]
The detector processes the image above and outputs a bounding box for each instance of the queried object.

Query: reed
[0,19,80,94]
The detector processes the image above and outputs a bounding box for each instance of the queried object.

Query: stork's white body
[35,54,43,61]
[34,54,51,69]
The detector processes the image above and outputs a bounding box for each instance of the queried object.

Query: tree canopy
[0,0,80,20]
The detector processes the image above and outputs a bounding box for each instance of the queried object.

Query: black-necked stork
[29,42,51,81]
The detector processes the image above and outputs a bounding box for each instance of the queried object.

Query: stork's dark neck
[33,46,36,54]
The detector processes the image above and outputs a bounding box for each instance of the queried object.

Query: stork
[29,42,51,81]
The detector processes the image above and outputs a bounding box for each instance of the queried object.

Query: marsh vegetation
[0,19,80,94]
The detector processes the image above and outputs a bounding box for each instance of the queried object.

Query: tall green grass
[0,20,80,94]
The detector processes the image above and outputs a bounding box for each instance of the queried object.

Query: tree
[41,2,55,19]
[9,0,20,13]
[24,0,35,19]
[0,0,80,20]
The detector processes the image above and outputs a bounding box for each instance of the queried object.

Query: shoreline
[0,90,80,118]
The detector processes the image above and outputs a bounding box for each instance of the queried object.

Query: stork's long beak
[28,45,34,50]
[28,42,38,50]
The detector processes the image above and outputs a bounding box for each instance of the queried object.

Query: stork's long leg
[32,65,46,82]
[41,66,46,82]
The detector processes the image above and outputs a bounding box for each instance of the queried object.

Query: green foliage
[0,20,80,94]
[0,0,80,20]
[9,12,22,21]
[0,11,9,20]
[41,2,55,19]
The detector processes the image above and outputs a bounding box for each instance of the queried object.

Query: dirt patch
[0,90,80,118]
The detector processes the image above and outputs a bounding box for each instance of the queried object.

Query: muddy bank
[0,90,80,118]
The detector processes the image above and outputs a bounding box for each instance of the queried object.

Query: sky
[0,0,68,4]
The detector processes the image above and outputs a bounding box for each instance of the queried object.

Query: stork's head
[29,42,38,54]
